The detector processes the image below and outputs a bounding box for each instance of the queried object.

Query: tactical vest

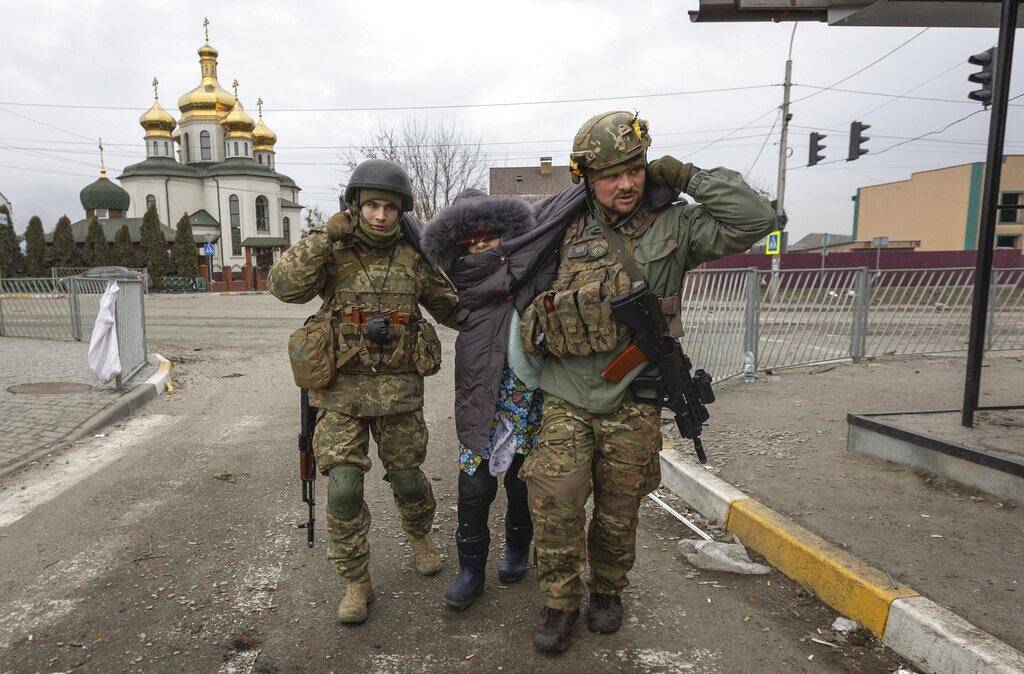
[325,239,424,376]
[530,206,660,358]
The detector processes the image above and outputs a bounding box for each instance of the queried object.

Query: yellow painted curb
[725,499,918,637]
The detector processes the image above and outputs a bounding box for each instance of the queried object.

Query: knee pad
[388,468,428,503]
[327,465,364,521]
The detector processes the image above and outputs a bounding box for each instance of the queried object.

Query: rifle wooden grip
[601,343,648,383]
[299,451,317,481]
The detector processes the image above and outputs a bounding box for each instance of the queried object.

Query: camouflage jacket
[540,167,778,413]
[268,227,459,417]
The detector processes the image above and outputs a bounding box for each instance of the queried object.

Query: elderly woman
[423,186,584,609]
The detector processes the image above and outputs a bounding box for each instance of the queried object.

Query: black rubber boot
[443,533,488,610]
[498,524,532,583]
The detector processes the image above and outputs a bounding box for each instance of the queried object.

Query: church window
[234,141,239,156]
[245,143,250,157]
[256,196,269,232]
[163,141,169,155]
[283,217,291,242]
[146,194,156,212]
[229,195,241,256]
[184,133,191,162]
[258,155,263,165]
[200,130,212,161]
[95,208,109,219]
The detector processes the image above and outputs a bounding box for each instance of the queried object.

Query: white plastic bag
[88,280,121,383]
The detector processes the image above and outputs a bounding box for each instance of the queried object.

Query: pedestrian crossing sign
[765,231,782,255]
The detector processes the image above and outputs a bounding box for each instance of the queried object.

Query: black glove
[648,156,700,193]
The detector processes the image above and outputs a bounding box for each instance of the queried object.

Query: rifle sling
[593,217,644,285]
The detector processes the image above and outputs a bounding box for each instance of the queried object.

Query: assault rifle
[601,281,715,463]
[297,388,317,547]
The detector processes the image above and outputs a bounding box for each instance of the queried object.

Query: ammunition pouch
[333,291,418,376]
[412,319,443,377]
[288,313,336,390]
[529,276,625,358]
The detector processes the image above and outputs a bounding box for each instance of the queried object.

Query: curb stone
[0,354,172,480]
[659,448,1024,674]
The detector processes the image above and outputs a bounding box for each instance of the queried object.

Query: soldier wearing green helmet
[520,111,780,653]
[268,159,459,626]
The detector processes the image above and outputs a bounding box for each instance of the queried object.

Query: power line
[0,84,780,114]
[745,109,781,180]
[789,28,930,107]
[854,60,968,120]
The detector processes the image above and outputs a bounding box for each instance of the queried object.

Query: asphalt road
[0,294,905,673]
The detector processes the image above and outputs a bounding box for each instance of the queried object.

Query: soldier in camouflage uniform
[268,159,459,625]
[519,111,779,652]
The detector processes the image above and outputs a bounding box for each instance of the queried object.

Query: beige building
[853,155,1024,252]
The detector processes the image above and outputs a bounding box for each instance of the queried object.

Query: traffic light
[968,47,995,107]
[808,132,827,166]
[847,121,870,162]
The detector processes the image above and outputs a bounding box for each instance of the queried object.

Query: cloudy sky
[1,1,1021,243]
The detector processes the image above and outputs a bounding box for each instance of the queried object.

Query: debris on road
[213,471,236,483]
[677,539,770,575]
[832,617,859,635]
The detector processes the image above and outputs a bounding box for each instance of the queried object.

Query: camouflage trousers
[520,395,661,611]
[314,409,436,580]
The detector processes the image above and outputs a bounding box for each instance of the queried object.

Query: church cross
[152,77,159,99]
[257,97,263,118]
[203,17,210,43]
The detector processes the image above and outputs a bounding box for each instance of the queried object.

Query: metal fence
[0,276,149,387]
[679,267,1024,383]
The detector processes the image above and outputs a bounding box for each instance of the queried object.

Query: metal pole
[851,267,869,362]
[769,28,796,303]
[962,0,1018,428]
[743,267,760,369]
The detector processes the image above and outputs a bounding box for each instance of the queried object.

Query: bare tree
[343,119,487,220]
[304,206,325,234]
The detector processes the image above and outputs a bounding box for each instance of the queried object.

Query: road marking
[0,414,173,528]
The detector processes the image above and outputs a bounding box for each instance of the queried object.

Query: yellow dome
[171,126,181,142]
[177,43,236,123]
[139,98,176,138]
[252,116,277,151]
[222,99,255,139]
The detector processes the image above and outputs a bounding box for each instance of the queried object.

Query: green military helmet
[569,111,652,184]
[344,159,415,212]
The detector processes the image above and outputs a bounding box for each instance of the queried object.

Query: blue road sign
[202,243,215,256]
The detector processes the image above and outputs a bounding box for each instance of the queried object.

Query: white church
[117,24,302,275]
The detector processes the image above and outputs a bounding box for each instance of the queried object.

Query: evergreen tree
[113,224,135,268]
[50,215,79,269]
[24,215,46,276]
[139,204,166,287]
[0,208,25,278]
[171,212,197,277]
[84,217,109,267]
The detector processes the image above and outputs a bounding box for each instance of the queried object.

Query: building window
[229,194,241,256]
[999,192,1022,224]
[258,155,263,164]
[283,216,290,242]
[163,141,169,155]
[255,196,269,232]
[95,208,109,219]
[245,143,250,157]
[146,194,156,212]
[152,140,158,155]
[996,234,1020,248]
[234,141,239,156]
[200,130,212,161]
[184,133,191,162]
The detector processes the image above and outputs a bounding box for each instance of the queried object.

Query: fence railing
[0,276,149,388]
[679,267,1024,383]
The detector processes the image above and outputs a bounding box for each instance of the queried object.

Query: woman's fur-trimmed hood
[423,189,535,271]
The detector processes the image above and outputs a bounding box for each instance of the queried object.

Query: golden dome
[177,42,236,123]
[252,104,277,151]
[139,98,176,138]
[222,99,255,139]
[171,126,181,142]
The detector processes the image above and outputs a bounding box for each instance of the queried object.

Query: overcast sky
[1,0,1021,243]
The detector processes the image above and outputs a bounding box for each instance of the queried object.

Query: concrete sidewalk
[665,351,1024,653]
[0,337,159,477]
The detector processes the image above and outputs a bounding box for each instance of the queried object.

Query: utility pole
[769,26,796,300]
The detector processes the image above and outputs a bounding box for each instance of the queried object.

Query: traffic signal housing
[808,132,827,166]
[847,121,870,162]
[968,47,995,107]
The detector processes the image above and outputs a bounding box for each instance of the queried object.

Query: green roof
[118,157,201,179]
[188,209,219,226]
[240,236,289,248]
[80,176,130,211]
[193,233,221,244]
[46,218,177,244]
[280,198,303,209]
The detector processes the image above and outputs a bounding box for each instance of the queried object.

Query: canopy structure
[690,0,1021,27]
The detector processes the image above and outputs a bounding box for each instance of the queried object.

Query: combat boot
[443,532,488,609]
[337,575,376,625]
[533,606,579,653]
[407,532,442,576]
[586,593,623,634]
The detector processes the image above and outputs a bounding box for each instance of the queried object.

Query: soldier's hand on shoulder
[324,211,354,241]
[647,156,698,193]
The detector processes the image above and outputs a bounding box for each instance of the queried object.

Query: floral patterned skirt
[459,364,544,476]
